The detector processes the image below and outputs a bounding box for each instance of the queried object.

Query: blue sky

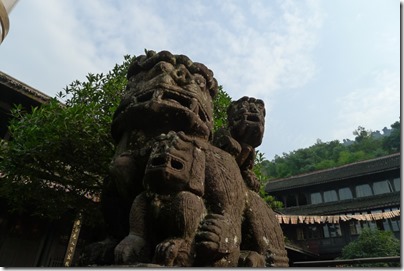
[0,0,400,160]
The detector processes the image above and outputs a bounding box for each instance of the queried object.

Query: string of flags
[276,209,400,224]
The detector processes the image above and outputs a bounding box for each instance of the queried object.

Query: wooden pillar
[63,213,82,267]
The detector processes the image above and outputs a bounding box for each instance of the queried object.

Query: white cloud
[248,0,273,22]
[334,69,400,140]
[208,0,324,103]
[218,0,247,31]
[1,0,177,94]
[2,0,325,99]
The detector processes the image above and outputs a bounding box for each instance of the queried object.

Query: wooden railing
[292,256,400,267]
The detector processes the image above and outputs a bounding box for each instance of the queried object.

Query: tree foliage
[263,120,400,180]
[383,120,400,153]
[339,228,400,267]
[254,151,283,210]
[0,55,135,224]
[213,85,232,131]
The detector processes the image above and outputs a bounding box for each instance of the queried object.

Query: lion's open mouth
[246,114,260,122]
[133,87,210,123]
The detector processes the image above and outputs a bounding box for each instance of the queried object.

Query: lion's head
[227,96,266,148]
[112,50,218,142]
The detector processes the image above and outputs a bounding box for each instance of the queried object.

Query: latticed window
[338,187,353,200]
[349,211,380,236]
[329,224,342,237]
[349,221,361,235]
[310,192,322,204]
[322,223,342,238]
[296,228,305,240]
[323,190,338,202]
[349,212,362,235]
[355,184,372,197]
[373,180,393,195]
[306,225,323,239]
[389,208,400,232]
[393,178,400,192]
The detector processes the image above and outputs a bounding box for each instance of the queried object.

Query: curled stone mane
[227,96,266,122]
[127,50,218,98]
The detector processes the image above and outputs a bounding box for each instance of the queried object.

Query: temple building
[0,71,51,139]
[265,153,401,262]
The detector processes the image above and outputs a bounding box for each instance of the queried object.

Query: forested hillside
[261,120,400,180]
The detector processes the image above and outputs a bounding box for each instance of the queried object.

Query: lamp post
[0,0,18,44]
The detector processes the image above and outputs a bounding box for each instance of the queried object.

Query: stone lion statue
[79,50,288,267]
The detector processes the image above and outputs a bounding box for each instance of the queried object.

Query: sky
[0,0,400,160]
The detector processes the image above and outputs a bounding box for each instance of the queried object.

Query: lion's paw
[114,234,148,264]
[195,214,239,257]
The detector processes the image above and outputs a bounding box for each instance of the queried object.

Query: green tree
[0,55,135,225]
[254,151,283,210]
[348,126,387,159]
[353,126,371,143]
[383,120,400,153]
[340,228,400,267]
[213,85,232,131]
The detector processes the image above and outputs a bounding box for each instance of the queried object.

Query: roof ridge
[0,71,52,102]
[268,152,400,183]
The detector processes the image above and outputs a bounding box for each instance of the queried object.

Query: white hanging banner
[276,209,400,224]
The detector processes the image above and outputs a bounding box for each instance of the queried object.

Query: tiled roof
[0,71,51,103]
[266,153,400,192]
[278,191,400,215]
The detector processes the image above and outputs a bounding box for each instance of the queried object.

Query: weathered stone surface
[213,96,266,192]
[79,50,288,267]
